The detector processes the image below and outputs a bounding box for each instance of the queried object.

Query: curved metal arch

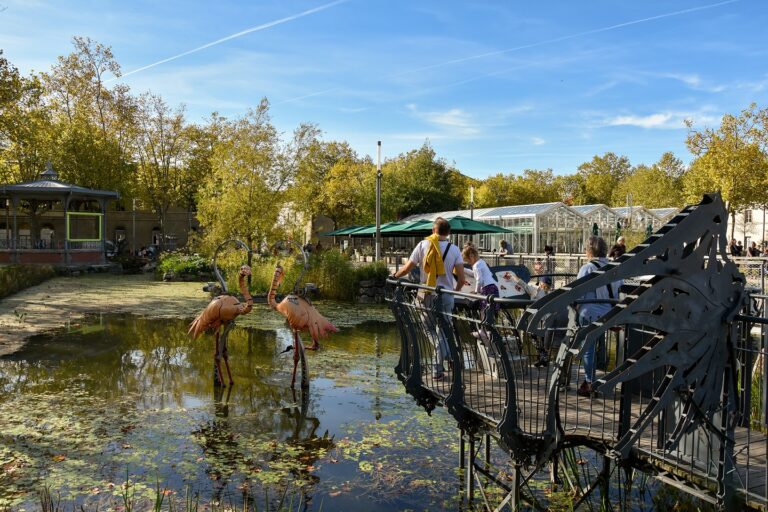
[212,239,251,294]
[270,240,310,296]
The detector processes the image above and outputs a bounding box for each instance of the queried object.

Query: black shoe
[577,381,592,397]
[534,358,549,368]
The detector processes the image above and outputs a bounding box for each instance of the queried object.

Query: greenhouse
[402,203,586,254]
[571,204,622,244]
[336,202,684,255]
[612,206,662,232]
[649,207,678,225]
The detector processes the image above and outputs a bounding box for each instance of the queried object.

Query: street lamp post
[375,141,382,262]
[469,185,474,245]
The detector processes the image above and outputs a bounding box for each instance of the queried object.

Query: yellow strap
[423,233,446,288]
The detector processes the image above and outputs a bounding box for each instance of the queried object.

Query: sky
[1,0,766,178]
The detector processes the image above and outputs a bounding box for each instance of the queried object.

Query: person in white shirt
[393,218,466,380]
[462,243,498,298]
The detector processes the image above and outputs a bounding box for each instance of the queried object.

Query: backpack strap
[590,259,615,299]
[442,242,452,262]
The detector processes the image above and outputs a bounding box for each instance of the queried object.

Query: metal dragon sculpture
[518,193,747,462]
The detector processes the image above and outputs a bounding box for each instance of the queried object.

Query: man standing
[729,239,741,257]
[393,217,466,379]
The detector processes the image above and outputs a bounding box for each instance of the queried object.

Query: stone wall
[0,265,57,300]
[357,279,386,303]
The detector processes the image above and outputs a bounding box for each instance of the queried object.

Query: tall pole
[469,185,474,245]
[375,141,382,262]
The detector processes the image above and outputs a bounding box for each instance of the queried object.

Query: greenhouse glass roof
[611,206,658,220]
[570,204,605,216]
[649,208,679,223]
[482,202,562,218]
[400,207,498,222]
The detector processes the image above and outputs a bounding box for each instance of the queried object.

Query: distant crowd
[728,239,768,258]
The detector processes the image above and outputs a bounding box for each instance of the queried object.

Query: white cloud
[609,113,675,129]
[664,73,726,93]
[605,110,719,130]
[406,104,481,136]
[531,137,545,145]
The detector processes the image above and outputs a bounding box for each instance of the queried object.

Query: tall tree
[320,156,375,228]
[613,164,682,209]
[654,151,686,181]
[291,137,354,221]
[42,37,137,198]
[576,152,631,205]
[0,51,50,183]
[380,142,463,220]
[180,117,222,212]
[683,104,768,234]
[474,173,519,207]
[196,99,313,251]
[135,93,187,242]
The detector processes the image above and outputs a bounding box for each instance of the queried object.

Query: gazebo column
[11,197,18,263]
[100,198,107,264]
[64,195,70,265]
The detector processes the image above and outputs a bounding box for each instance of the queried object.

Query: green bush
[230,249,388,301]
[157,252,213,279]
[351,260,389,283]
[0,265,56,299]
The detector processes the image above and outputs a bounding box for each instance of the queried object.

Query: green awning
[349,222,406,236]
[321,225,369,236]
[400,216,513,235]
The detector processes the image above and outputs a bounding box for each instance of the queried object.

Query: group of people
[728,239,767,258]
[302,241,323,254]
[392,217,620,396]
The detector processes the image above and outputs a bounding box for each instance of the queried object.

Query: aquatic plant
[157,252,213,280]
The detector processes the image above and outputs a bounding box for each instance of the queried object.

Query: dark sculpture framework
[387,194,767,511]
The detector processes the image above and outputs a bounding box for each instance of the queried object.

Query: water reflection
[0,314,402,509]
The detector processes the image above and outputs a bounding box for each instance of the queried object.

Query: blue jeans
[579,315,598,383]
[424,293,455,374]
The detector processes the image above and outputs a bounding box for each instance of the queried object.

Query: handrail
[386,278,767,509]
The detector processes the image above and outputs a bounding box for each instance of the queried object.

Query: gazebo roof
[0,176,118,200]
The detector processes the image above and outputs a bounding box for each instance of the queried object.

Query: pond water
[0,307,709,511]
[0,309,465,511]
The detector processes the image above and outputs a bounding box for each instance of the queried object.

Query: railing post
[466,435,475,505]
[763,319,768,427]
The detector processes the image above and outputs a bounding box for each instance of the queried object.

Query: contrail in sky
[279,0,738,103]
[115,0,349,80]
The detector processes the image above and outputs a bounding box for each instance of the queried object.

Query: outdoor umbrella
[322,225,370,236]
[348,221,409,237]
[399,216,512,235]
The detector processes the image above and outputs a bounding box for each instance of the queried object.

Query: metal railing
[387,278,768,509]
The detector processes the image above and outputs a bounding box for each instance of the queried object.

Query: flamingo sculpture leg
[189,265,253,386]
[268,264,338,387]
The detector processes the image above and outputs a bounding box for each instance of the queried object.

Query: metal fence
[387,278,768,509]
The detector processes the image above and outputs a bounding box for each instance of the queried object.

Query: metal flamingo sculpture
[189,265,254,386]
[268,263,338,388]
